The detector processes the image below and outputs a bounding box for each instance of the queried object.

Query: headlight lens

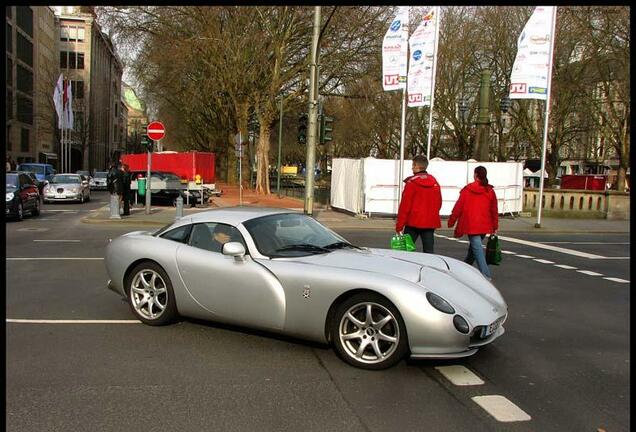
[6,192,15,201]
[426,292,455,314]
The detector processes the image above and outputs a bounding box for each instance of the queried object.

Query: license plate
[56,194,64,198]
[482,316,505,337]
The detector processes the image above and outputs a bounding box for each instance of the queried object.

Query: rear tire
[330,293,408,370]
[125,261,178,326]
[31,199,40,216]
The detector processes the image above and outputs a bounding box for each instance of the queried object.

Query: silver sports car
[105,207,507,370]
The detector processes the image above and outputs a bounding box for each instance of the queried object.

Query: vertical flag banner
[53,74,64,128]
[407,8,438,107]
[64,79,74,130]
[508,6,556,100]
[382,6,410,91]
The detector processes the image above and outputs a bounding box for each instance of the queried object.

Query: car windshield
[77,171,90,176]
[243,213,352,257]
[162,173,180,180]
[6,174,19,188]
[19,164,45,174]
[50,175,81,184]
[94,172,107,178]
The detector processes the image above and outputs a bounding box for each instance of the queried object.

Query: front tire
[331,293,408,370]
[16,201,24,221]
[126,261,178,326]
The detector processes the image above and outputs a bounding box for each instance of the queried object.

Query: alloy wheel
[338,302,400,365]
[130,269,168,320]
[17,202,23,220]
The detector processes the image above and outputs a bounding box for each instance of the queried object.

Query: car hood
[6,185,17,193]
[289,247,449,283]
[49,183,81,188]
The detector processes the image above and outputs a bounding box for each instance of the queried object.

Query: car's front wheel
[126,261,178,326]
[31,198,40,216]
[16,201,24,221]
[331,293,408,370]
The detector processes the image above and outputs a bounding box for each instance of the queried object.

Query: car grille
[57,188,64,193]
[470,315,506,343]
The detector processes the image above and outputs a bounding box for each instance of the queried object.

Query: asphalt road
[6,191,630,432]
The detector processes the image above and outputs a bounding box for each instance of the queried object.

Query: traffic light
[141,135,153,152]
[298,113,308,144]
[319,114,333,144]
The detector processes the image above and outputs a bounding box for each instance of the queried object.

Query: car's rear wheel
[331,293,408,370]
[31,199,40,216]
[126,261,178,326]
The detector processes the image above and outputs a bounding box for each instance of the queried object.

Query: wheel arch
[123,258,167,294]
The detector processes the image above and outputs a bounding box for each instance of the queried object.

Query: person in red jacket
[396,155,442,253]
[447,166,499,279]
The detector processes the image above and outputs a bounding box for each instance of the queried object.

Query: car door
[175,222,286,331]
[19,174,37,209]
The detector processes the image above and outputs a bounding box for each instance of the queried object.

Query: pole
[239,131,243,206]
[425,6,441,161]
[398,89,407,206]
[145,143,152,214]
[473,70,492,161]
[304,6,321,216]
[277,97,283,197]
[535,7,558,228]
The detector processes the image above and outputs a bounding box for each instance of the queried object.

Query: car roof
[184,207,299,226]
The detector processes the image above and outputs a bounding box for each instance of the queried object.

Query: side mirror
[222,242,246,261]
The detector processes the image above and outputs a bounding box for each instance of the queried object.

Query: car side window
[160,224,193,244]
[189,222,246,254]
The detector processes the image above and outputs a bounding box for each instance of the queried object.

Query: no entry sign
[147,121,165,141]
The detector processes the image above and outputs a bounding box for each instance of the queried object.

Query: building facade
[122,83,148,154]
[53,6,124,171]
[6,6,58,167]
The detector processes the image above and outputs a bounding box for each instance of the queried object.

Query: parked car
[76,170,93,186]
[130,171,196,206]
[105,208,508,370]
[6,172,41,220]
[17,163,56,182]
[8,170,47,198]
[43,173,91,203]
[90,171,108,190]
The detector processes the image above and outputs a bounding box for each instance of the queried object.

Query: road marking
[576,270,604,276]
[33,240,81,243]
[516,255,535,259]
[501,250,517,255]
[457,240,469,244]
[554,264,578,270]
[7,319,140,324]
[592,257,630,260]
[603,277,630,283]
[541,242,630,245]
[7,257,103,260]
[43,209,79,213]
[16,227,49,232]
[498,235,606,259]
[533,259,554,264]
[472,395,531,422]
[435,365,484,386]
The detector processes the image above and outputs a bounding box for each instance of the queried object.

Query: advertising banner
[407,8,437,107]
[382,7,409,91]
[509,6,556,100]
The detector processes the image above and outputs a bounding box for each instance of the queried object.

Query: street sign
[147,121,165,141]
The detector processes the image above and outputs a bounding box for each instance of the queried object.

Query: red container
[121,151,215,183]
[560,175,607,191]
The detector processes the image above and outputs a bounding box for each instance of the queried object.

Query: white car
[90,171,109,190]
[43,173,91,203]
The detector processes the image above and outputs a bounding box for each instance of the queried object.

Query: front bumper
[44,193,82,202]
[410,325,505,359]
[5,199,19,217]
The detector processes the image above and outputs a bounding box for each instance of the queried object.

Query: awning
[39,152,58,160]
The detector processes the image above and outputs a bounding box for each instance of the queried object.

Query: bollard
[175,195,183,220]
[109,193,121,219]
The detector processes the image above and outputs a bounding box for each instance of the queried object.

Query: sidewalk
[82,184,629,233]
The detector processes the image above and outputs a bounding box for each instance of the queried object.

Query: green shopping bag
[391,234,416,252]
[486,234,502,265]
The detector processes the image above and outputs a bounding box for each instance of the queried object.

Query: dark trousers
[403,226,435,253]
[122,191,132,215]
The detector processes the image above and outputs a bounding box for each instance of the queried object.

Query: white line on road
[501,250,517,255]
[515,255,535,259]
[554,264,578,270]
[7,319,141,324]
[603,277,630,283]
[533,259,554,264]
[43,209,79,213]
[33,240,81,243]
[7,257,103,260]
[497,235,606,259]
[435,365,484,386]
[576,270,604,276]
[472,395,531,422]
[540,242,630,245]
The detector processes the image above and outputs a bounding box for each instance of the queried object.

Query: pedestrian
[121,163,132,216]
[6,156,11,172]
[395,155,442,253]
[447,166,499,280]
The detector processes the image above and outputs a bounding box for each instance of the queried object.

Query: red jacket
[396,171,442,232]
[448,181,499,237]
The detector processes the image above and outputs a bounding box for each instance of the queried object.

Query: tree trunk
[255,122,272,195]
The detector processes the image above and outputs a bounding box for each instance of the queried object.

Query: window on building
[16,6,32,37]
[6,22,12,54]
[16,32,33,66]
[71,80,84,99]
[60,51,67,69]
[6,90,13,120]
[77,27,85,42]
[16,64,32,95]
[60,25,70,41]
[20,127,29,152]
[69,52,76,68]
[7,125,12,150]
[77,52,84,69]
[74,111,83,131]
[7,57,12,86]
[17,95,33,125]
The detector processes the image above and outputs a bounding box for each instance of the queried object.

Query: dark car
[8,170,47,198]
[130,171,196,206]
[6,172,41,220]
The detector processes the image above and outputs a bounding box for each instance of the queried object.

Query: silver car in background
[90,171,108,190]
[105,208,508,370]
[43,173,91,203]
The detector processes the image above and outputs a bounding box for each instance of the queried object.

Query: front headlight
[69,187,79,193]
[426,292,455,314]
[6,192,14,201]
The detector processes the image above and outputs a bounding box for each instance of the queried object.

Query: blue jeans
[464,235,491,278]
